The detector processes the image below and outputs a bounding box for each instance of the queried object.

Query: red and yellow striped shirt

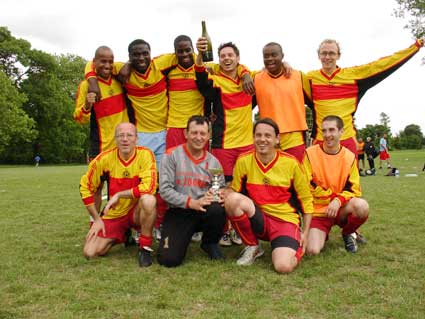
[79,147,157,219]
[231,150,313,225]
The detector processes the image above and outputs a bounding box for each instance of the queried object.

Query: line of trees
[356,112,425,150]
[0,26,88,164]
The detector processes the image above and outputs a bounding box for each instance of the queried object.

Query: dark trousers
[367,155,375,170]
[157,203,225,267]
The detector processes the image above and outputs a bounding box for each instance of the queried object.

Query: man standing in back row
[254,42,310,163]
[305,38,424,155]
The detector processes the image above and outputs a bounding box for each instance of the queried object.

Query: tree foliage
[0,26,87,164]
[0,71,37,155]
[394,0,425,63]
[394,0,425,38]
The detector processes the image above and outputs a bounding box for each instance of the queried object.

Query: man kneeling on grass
[157,116,226,267]
[303,115,369,255]
[224,118,313,273]
[79,123,157,267]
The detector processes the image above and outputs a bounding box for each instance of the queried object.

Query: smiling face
[129,43,151,74]
[184,120,210,154]
[254,123,279,157]
[115,123,138,159]
[322,119,343,153]
[175,40,194,69]
[218,46,240,76]
[94,48,114,80]
[318,41,340,74]
[263,44,284,76]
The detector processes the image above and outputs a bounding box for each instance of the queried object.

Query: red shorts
[283,143,306,163]
[96,208,139,243]
[212,144,254,179]
[257,214,300,243]
[380,150,390,160]
[310,211,345,235]
[166,127,209,151]
[166,128,186,150]
[314,137,357,157]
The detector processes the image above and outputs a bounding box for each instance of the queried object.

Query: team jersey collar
[254,151,279,173]
[320,67,341,81]
[183,144,207,164]
[134,63,152,80]
[97,75,113,85]
[118,148,137,166]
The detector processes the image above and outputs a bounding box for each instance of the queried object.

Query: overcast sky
[2,0,424,134]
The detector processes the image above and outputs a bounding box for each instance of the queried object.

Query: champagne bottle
[201,20,213,62]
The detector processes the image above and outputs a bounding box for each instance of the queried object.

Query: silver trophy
[208,168,223,202]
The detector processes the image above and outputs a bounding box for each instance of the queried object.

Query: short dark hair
[186,115,210,130]
[128,39,151,53]
[253,118,280,137]
[263,42,283,54]
[323,115,344,130]
[174,35,193,50]
[218,42,240,57]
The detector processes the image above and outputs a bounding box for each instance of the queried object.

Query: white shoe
[133,230,140,244]
[153,228,161,241]
[230,229,242,245]
[219,232,232,246]
[236,245,264,266]
[191,232,202,242]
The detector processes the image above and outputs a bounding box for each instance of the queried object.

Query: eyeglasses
[319,51,338,57]
[115,133,136,139]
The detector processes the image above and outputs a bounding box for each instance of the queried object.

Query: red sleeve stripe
[83,197,95,206]
[194,65,206,72]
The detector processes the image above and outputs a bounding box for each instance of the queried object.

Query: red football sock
[342,214,368,236]
[139,234,153,249]
[229,213,258,246]
[154,193,167,229]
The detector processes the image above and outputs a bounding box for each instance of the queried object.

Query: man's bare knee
[306,245,322,256]
[273,260,296,274]
[224,192,242,214]
[352,198,369,219]
[140,194,156,213]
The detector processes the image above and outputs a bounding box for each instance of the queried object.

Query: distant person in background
[34,155,41,167]
[364,136,377,175]
[379,133,391,169]
[357,137,365,172]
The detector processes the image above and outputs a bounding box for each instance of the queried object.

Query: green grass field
[1,150,424,319]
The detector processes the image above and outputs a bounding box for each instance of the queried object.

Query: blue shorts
[137,130,166,171]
